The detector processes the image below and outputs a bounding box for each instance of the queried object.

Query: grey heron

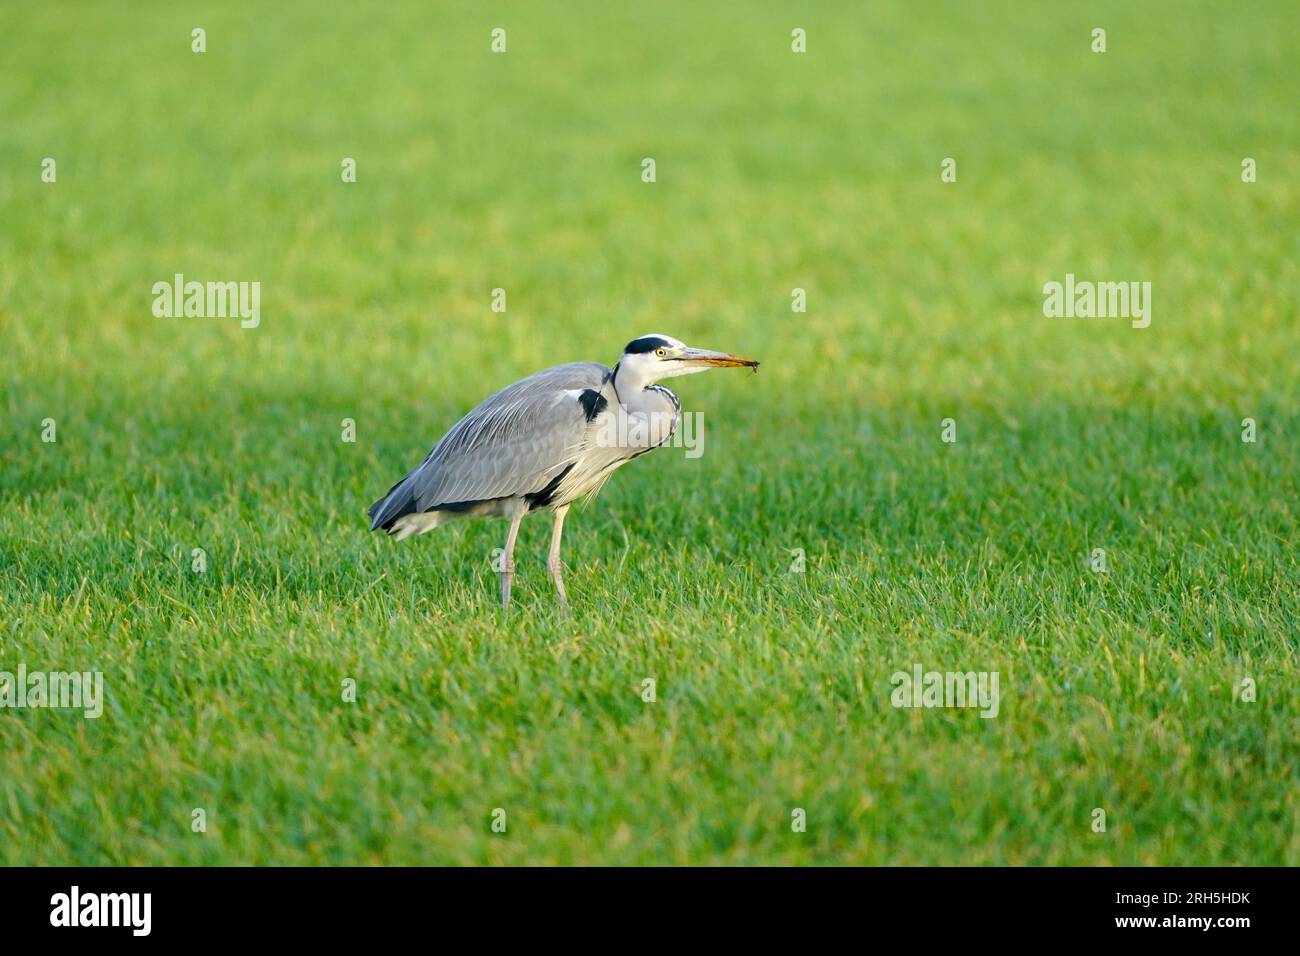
[368,334,759,610]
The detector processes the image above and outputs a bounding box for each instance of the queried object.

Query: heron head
[616,334,759,388]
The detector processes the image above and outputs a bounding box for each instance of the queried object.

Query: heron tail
[368,476,418,533]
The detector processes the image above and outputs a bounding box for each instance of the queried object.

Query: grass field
[1,1,1297,865]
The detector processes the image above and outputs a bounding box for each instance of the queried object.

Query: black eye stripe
[624,336,673,354]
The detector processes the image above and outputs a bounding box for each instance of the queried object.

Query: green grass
[1,0,1297,865]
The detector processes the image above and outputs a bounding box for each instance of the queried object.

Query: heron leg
[499,507,524,611]
[547,504,570,611]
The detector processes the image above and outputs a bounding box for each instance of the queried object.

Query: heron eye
[655,347,666,357]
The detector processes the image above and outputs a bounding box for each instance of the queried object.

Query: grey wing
[369,362,611,529]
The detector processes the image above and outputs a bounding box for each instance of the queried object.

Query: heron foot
[547,558,569,614]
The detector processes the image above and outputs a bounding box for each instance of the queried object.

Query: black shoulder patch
[623,335,672,354]
[577,388,608,421]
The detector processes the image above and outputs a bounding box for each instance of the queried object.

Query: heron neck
[611,363,668,411]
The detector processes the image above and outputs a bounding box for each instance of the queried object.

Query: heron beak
[675,348,760,369]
